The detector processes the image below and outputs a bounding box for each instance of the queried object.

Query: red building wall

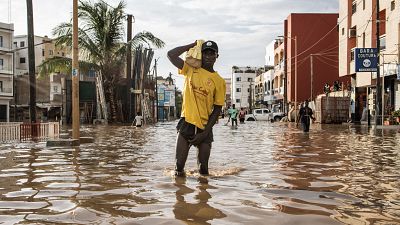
[285,13,347,104]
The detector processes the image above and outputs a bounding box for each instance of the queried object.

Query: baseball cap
[201,40,218,53]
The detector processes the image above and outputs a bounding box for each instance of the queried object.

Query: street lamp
[278,35,297,122]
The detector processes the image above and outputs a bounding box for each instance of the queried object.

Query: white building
[231,66,262,109]
[224,77,231,107]
[0,22,14,122]
[339,0,400,121]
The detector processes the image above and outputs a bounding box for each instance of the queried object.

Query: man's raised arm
[167,42,197,70]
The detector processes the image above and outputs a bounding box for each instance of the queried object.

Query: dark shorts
[176,118,213,143]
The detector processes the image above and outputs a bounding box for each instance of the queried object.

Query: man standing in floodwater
[167,40,226,176]
[296,100,316,132]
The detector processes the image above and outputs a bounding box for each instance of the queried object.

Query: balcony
[279,87,284,94]
[0,87,13,96]
[0,69,13,75]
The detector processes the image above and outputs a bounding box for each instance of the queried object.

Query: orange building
[284,13,349,107]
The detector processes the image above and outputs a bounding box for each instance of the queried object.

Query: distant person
[224,106,231,125]
[168,40,226,176]
[296,100,315,132]
[133,112,143,127]
[230,104,239,127]
[239,107,246,124]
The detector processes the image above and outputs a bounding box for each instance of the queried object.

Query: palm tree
[39,0,165,122]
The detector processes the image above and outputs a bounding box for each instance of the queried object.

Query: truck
[245,108,285,122]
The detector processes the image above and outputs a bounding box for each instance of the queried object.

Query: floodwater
[0,121,399,225]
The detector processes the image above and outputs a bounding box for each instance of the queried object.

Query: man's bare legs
[197,142,211,175]
[175,133,211,176]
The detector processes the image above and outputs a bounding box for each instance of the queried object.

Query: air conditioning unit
[348,28,357,38]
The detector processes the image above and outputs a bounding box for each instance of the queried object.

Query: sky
[0,0,338,90]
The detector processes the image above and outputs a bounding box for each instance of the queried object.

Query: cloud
[0,0,339,90]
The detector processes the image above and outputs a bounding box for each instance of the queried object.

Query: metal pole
[72,0,80,140]
[381,54,385,126]
[294,36,298,123]
[155,59,158,122]
[375,0,381,126]
[126,14,132,122]
[310,54,314,101]
[26,0,36,123]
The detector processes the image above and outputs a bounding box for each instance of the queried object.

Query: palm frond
[38,56,98,78]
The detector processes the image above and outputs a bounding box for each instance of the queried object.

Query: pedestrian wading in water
[167,40,226,176]
[296,100,316,132]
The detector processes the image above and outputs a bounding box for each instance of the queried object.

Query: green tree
[39,0,165,122]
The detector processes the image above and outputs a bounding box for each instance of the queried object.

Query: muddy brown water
[0,121,399,224]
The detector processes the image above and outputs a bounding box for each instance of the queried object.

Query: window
[0,36,3,47]
[342,28,345,36]
[247,88,250,92]
[379,36,386,51]
[0,81,3,92]
[13,42,17,48]
[391,1,395,11]
[263,109,270,114]
[236,88,241,92]
[62,52,65,56]
[88,70,96,77]
[363,0,365,10]
[0,59,3,70]
[20,57,26,64]
[49,50,53,55]
[352,0,357,14]
[53,86,58,93]
[350,49,355,61]
[236,99,240,103]
[247,78,252,82]
[20,41,25,47]
[236,77,241,82]
[42,49,45,57]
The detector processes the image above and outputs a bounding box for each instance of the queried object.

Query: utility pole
[310,54,314,101]
[126,14,133,122]
[154,59,158,122]
[294,36,298,123]
[72,0,80,140]
[375,0,381,126]
[26,0,36,123]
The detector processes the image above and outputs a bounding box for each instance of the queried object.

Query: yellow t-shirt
[179,62,226,129]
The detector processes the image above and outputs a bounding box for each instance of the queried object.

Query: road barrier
[0,122,60,143]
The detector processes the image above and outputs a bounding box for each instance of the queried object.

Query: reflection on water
[0,122,399,224]
[173,177,226,224]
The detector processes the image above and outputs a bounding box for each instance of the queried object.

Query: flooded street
[0,121,400,225]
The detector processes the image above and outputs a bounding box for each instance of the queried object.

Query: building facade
[285,13,345,108]
[157,75,176,121]
[224,77,231,107]
[0,22,14,122]
[231,66,263,110]
[339,0,400,122]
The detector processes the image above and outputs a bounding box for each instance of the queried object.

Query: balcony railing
[0,69,13,75]
[0,87,13,94]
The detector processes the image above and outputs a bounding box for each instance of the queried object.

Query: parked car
[245,109,285,121]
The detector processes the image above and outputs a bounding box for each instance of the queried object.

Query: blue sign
[397,64,400,80]
[72,68,78,76]
[355,48,378,72]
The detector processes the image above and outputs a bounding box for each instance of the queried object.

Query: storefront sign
[355,48,378,72]
[397,64,400,80]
